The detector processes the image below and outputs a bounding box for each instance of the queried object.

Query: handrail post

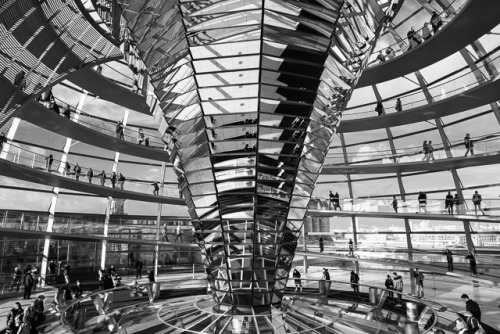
[31,153,35,168]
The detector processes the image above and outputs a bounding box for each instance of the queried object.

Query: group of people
[6,296,45,334]
[9,265,41,300]
[116,121,150,146]
[328,191,342,211]
[407,11,443,50]
[421,140,436,161]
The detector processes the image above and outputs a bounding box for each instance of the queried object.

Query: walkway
[356,0,500,87]
[296,250,499,288]
[339,73,500,132]
[308,209,500,224]
[321,151,500,174]
[0,227,197,249]
[0,158,185,205]
[16,101,170,162]
[65,67,150,114]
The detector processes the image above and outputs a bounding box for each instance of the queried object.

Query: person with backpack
[393,272,403,306]
[464,311,485,334]
[413,268,425,298]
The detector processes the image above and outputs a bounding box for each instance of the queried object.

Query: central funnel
[117,0,386,310]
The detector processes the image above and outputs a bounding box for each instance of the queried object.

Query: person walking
[116,121,125,140]
[391,196,398,213]
[73,163,81,181]
[333,192,341,211]
[393,272,404,306]
[45,154,54,173]
[464,133,474,156]
[444,249,453,271]
[173,223,183,242]
[319,237,324,253]
[472,191,485,215]
[427,141,435,161]
[385,274,394,301]
[421,140,429,161]
[454,193,462,214]
[418,191,427,213]
[23,270,34,299]
[465,252,477,276]
[292,269,302,292]
[10,266,22,292]
[348,238,354,257]
[135,259,144,279]
[152,182,160,196]
[350,271,360,294]
[161,223,169,241]
[445,191,454,214]
[137,128,145,144]
[461,294,481,322]
[413,268,425,298]
[395,98,402,112]
[87,168,93,184]
[6,302,24,334]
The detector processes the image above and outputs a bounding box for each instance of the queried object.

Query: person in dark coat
[6,302,23,334]
[445,192,454,214]
[444,249,453,271]
[350,271,360,294]
[319,237,324,253]
[147,269,155,283]
[23,271,34,299]
[385,275,394,301]
[465,253,477,276]
[135,259,144,278]
[461,294,481,322]
[418,191,428,213]
[292,269,302,292]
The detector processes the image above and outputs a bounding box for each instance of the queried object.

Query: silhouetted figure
[445,191,454,214]
[465,253,477,276]
[147,269,155,283]
[348,238,354,257]
[73,163,81,181]
[135,259,143,278]
[464,133,474,156]
[395,98,402,112]
[45,154,54,173]
[152,182,159,196]
[472,190,485,215]
[444,249,453,271]
[292,269,302,292]
[350,271,360,294]
[418,191,427,213]
[116,121,124,140]
[430,11,443,33]
[319,237,324,253]
[111,172,117,188]
[87,168,93,184]
[385,275,394,301]
[391,196,398,213]
[375,101,383,116]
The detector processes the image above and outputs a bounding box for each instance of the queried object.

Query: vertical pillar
[339,134,358,246]
[41,93,87,286]
[154,161,167,277]
[102,110,129,269]
[302,222,308,273]
[0,117,21,159]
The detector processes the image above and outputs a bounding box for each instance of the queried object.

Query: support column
[101,109,129,269]
[339,133,357,247]
[154,161,167,277]
[0,117,21,159]
[302,221,308,273]
[41,93,87,286]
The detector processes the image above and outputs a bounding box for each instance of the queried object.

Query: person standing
[99,170,106,186]
[147,269,155,283]
[292,269,302,292]
[333,192,341,211]
[393,272,404,306]
[444,249,453,271]
[23,270,34,299]
[329,191,334,210]
[445,192,454,214]
[413,268,425,298]
[395,98,402,112]
[135,259,144,279]
[430,11,443,33]
[418,191,427,213]
[10,266,23,292]
[87,168,94,184]
[375,101,383,116]
[111,172,117,188]
[350,271,360,294]
[118,173,126,190]
[322,268,331,294]
[0,131,6,150]
[6,302,24,334]
[454,193,461,214]
[427,141,435,161]
[465,252,477,276]
[63,161,71,177]
[422,22,432,40]
[319,237,324,253]
[461,294,481,322]
[348,238,354,257]
[421,141,429,161]
[385,274,394,301]
[45,154,54,173]
[391,196,398,213]
[73,163,81,181]
[407,26,421,50]
[472,191,485,215]
[464,133,474,156]
[48,260,57,284]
